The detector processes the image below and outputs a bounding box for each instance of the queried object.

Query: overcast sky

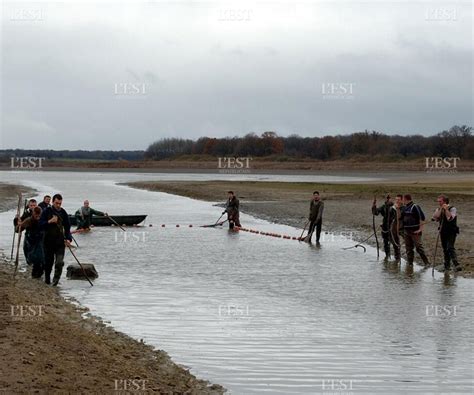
[1,0,472,150]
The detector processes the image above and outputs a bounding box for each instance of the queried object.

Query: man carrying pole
[372,194,395,260]
[39,194,72,286]
[75,200,108,230]
[305,191,324,244]
[223,191,241,229]
[17,206,45,279]
[432,195,461,272]
[13,198,38,265]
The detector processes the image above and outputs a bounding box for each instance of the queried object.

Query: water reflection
[0,171,472,394]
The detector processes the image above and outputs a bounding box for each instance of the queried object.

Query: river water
[0,171,472,394]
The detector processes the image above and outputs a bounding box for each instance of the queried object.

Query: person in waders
[432,195,461,272]
[306,191,324,244]
[39,194,72,286]
[400,194,430,267]
[75,200,107,230]
[17,206,45,279]
[223,191,241,229]
[13,198,38,265]
[372,194,398,261]
[390,194,404,263]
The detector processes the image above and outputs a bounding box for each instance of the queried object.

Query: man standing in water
[390,194,404,262]
[38,195,51,210]
[401,194,430,266]
[305,191,324,244]
[75,200,107,230]
[372,194,397,260]
[223,191,241,229]
[40,194,72,285]
[432,195,461,272]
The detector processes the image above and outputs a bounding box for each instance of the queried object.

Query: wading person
[223,191,241,229]
[38,195,51,210]
[390,194,404,262]
[432,195,461,272]
[18,206,45,279]
[75,200,107,230]
[40,194,72,285]
[13,198,38,265]
[401,194,430,266]
[372,194,397,260]
[305,191,324,243]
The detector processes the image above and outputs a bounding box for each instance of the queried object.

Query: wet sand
[127,180,474,277]
[0,183,225,394]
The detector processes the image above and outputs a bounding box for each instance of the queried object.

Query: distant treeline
[0,149,144,161]
[145,125,473,160]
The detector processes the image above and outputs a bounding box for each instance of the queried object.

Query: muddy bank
[127,180,474,277]
[0,184,225,394]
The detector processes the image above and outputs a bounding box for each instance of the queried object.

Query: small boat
[68,215,147,227]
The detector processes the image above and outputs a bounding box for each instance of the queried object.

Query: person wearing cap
[372,194,397,260]
[223,191,241,229]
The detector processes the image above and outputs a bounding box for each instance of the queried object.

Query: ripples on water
[0,172,472,394]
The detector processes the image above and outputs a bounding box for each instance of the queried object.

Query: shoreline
[126,180,474,277]
[0,183,225,394]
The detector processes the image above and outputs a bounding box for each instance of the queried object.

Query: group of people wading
[372,193,461,272]
[13,189,462,286]
[228,189,461,272]
[13,195,106,285]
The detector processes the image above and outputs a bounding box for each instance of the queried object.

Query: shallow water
[0,171,472,394]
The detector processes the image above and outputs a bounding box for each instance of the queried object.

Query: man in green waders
[305,191,324,244]
[223,191,241,229]
[75,200,108,230]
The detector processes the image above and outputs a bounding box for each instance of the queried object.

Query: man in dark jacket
[306,191,324,243]
[13,198,37,265]
[75,200,107,230]
[38,195,51,210]
[401,194,430,266]
[223,191,241,229]
[432,195,461,272]
[372,194,399,260]
[39,194,72,285]
[18,206,45,279]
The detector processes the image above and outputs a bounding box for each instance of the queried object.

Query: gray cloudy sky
[1,0,472,150]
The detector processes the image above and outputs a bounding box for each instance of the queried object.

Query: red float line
[153,224,303,241]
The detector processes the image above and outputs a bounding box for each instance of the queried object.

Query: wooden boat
[68,215,147,227]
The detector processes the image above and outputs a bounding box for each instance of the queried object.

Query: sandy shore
[127,180,474,277]
[0,183,225,394]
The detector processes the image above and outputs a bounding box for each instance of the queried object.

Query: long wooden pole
[10,193,22,260]
[107,215,126,231]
